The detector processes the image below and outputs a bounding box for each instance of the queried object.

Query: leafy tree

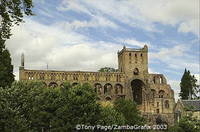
[98,67,118,72]
[0,0,33,40]
[0,81,147,131]
[0,81,103,131]
[0,39,14,88]
[179,69,199,99]
[114,98,145,125]
[190,74,200,99]
[98,106,125,126]
[168,113,200,132]
[0,0,34,88]
[64,83,101,130]
[0,81,33,131]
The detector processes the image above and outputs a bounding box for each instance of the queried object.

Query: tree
[0,0,33,88]
[168,113,200,132]
[98,67,118,72]
[179,69,199,99]
[98,106,125,126]
[0,81,103,131]
[114,98,145,125]
[0,0,33,40]
[0,39,14,88]
[64,83,101,130]
[190,74,200,99]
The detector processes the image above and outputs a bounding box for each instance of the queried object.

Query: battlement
[118,45,148,55]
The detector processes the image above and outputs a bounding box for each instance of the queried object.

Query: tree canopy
[0,81,146,131]
[114,98,145,125]
[167,113,200,132]
[98,67,118,72]
[0,39,14,88]
[0,0,33,40]
[179,69,199,99]
[0,0,34,88]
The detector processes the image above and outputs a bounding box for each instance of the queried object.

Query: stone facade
[19,45,175,125]
[174,99,200,122]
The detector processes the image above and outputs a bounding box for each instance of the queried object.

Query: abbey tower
[19,45,175,125]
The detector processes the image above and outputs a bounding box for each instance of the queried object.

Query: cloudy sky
[5,0,200,100]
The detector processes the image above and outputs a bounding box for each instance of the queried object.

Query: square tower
[118,45,148,78]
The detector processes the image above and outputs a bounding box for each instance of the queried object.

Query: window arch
[72,82,79,87]
[133,68,139,75]
[158,90,165,98]
[105,96,112,101]
[104,83,112,94]
[49,82,58,88]
[135,53,137,57]
[94,83,102,95]
[153,76,156,84]
[165,100,169,108]
[115,84,123,94]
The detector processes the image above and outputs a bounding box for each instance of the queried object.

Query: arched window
[133,68,139,75]
[158,90,165,98]
[165,100,169,108]
[153,76,156,84]
[94,83,102,95]
[151,89,156,98]
[105,96,112,101]
[104,83,112,94]
[49,82,58,88]
[72,82,78,87]
[115,84,123,94]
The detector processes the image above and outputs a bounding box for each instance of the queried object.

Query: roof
[181,100,200,111]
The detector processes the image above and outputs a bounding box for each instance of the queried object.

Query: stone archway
[131,79,145,105]
[49,82,58,88]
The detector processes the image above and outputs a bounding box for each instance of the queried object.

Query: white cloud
[118,39,149,48]
[168,80,180,101]
[150,45,186,59]
[57,0,92,15]
[63,16,119,29]
[5,19,123,80]
[149,45,199,73]
[59,0,199,35]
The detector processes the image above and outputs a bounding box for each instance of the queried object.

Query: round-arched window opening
[105,96,112,101]
[49,82,58,88]
[165,100,170,108]
[72,82,79,87]
[158,90,165,98]
[133,68,139,75]
[94,83,102,95]
[135,54,137,57]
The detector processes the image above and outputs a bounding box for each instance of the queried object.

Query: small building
[174,99,200,122]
